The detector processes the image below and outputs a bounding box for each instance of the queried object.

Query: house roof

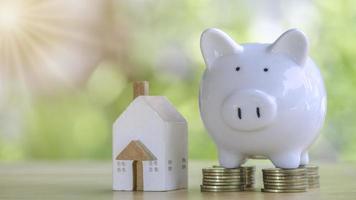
[116,140,157,161]
[134,96,186,123]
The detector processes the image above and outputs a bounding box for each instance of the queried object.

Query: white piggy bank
[199,28,327,169]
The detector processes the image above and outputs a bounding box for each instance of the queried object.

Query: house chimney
[133,81,149,99]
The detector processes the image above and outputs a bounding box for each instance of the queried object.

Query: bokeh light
[0,0,355,162]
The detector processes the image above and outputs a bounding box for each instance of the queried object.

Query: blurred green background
[0,0,354,161]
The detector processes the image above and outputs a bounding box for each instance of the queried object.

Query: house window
[153,160,158,165]
[121,162,125,166]
[154,167,159,172]
[168,166,172,171]
[117,168,121,172]
[149,161,153,166]
[182,164,186,169]
[168,160,172,164]
[182,158,186,163]
[122,168,126,172]
[117,161,121,166]
[149,167,153,172]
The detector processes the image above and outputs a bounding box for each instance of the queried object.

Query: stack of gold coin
[306,165,320,189]
[201,166,255,192]
[262,167,308,193]
[240,166,255,191]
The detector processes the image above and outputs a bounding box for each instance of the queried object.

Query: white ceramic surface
[199,28,327,169]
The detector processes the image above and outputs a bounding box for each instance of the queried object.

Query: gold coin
[241,176,255,180]
[305,165,318,170]
[261,188,306,193]
[207,166,255,172]
[263,172,306,176]
[308,178,320,182]
[203,172,243,175]
[240,166,256,169]
[264,185,307,190]
[307,174,319,177]
[263,178,308,183]
[242,171,256,174]
[309,182,320,185]
[241,173,255,176]
[264,182,307,186]
[265,185,305,188]
[264,180,307,184]
[308,179,320,182]
[263,168,306,173]
[308,182,320,185]
[308,185,320,189]
[263,173,306,176]
[201,186,243,192]
[308,176,319,178]
[263,173,306,177]
[202,178,244,182]
[307,169,319,173]
[213,165,255,169]
[308,178,320,181]
[203,175,243,179]
[241,170,255,173]
[203,181,244,186]
[201,188,243,192]
[308,181,320,184]
[306,166,319,171]
[242,176,255,180]
[202,181,244,185]
[263,175,306,180]
[242,187,255,191]
[203,168,244,173]
[306,167,318,171]
[307,173,319,176]
[201,185,242,189]
[241,179,255,182]
[307,170,319,173]
[263,182,306,186]
[203,178,243,182]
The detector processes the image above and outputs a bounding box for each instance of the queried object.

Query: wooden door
[132,160,143,191]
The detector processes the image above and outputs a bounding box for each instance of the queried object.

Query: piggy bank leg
[218,149,246,168]
[300,151,309,166]
[270,151,301,169]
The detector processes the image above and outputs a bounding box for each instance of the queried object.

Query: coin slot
[256,107,261,118]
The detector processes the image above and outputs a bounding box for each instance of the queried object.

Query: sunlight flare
[0,0,109,93]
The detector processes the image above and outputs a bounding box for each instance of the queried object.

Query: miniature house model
[112,81,188,191]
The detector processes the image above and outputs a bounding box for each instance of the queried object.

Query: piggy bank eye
[263,68,269,72]
[235,66,241,72]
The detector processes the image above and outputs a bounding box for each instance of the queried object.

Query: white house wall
[164,122,188,190]
[143,160,167,191]
[113,160,133,190]
[113,99,167,190]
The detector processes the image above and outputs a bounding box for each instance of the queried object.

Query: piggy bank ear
[269,29,308,66]
[200,28,243,69]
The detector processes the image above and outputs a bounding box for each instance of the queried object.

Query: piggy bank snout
[221,90,277,132]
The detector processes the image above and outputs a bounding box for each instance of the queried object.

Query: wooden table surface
[1,160,356,200]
